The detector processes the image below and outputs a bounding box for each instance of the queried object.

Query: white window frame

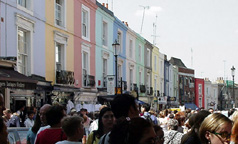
[16,14,34,76]
[82,4,90,41]
[129,69,133,90]
[82,45,90,86]
[102,20,108,47]
[199,84,202,95]
[146,48,150,67]
[55,42,65,71]
[55,0,66,28]
[54,31,68,82]
[117,29,123,54]
[17,0,33,15]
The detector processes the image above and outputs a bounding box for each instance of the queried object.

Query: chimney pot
[106,3,108,9]
[102,3,105,6]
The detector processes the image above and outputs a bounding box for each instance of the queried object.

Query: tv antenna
[139,5,150,34]
[151,14,159,45]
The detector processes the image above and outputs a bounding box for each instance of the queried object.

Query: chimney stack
[125,22,128,26]
[102,3,105,6]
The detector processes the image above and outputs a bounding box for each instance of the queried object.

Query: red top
[35,128,67,144]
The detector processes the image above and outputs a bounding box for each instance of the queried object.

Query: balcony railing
[56,70,74,85]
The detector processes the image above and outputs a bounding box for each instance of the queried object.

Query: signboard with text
[107,76,115,95]
[0,81,36,90]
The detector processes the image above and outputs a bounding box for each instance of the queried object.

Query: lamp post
[112,40,120,96]
[231,66,235,108]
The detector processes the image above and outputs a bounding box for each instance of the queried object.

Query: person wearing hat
[164,118,184,144]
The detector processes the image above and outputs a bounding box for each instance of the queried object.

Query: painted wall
[0,0,46,77]
[152,46,160,95]
[159,52,164,95]
[125,28,136,90]
[74,0,96,88]
[136,33,145,96]
[113,17,127,82]
[195,78,205,108]
[45,0,74,83]
[95,2,114,88]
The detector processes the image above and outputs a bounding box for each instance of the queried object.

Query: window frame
[82,4,90,41]
[102,20,108,47]
[17,0,33,15]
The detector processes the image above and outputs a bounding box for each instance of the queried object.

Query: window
[55,0,65,27]
[138,45,142,62]
[199,98,202,107]
[154,56,157,71]
[117,64,122,80]
[103,58,107,76]
[102,21,108,46]
[154,76,157,92]
[147,73,150,88]
[17,0,32,11]
[117,31,122,53]
[82,5,90,40]
[160,61,163,74]
[199,84,202,95]
[129,69,133,90]
[18,29,30,75]
[139,71,142,85]
[82,51,89,86]
[129,39,133,58]
[146,49,150,67]
[55,43,65,71]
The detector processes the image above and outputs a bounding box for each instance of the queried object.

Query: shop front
[0,67,38,112]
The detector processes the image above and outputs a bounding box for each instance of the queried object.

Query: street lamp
[231,66,235,108]
[112,39,120,95]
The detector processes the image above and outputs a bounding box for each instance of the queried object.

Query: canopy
[184,103,198,110]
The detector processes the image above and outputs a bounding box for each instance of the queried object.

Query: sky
[97,0,238,82]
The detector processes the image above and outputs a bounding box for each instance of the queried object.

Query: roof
[169,57,187,68]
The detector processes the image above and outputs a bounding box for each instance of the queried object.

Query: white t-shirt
[24,118,34,128]
[56,140,82,144]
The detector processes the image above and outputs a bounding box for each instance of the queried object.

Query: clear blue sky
[98,0,238,82]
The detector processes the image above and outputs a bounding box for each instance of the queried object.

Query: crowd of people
[0,93,238,144]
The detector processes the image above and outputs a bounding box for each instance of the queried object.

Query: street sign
[107,76,115,95]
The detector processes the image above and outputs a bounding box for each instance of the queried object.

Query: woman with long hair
[87,107,115,144]
[27,111,42,144]
[199,113,232,144]
[181,110,210,144]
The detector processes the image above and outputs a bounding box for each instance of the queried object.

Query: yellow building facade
[45,1,74,84]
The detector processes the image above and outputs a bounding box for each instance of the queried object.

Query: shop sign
[107,76,115,95]
[0,81,36,89]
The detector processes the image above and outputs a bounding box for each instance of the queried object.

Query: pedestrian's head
[0,117,8,144]
[109,117,156,144]
[141,104,150,113]
[27,111,35,120]
[111,94,139,119]
[3,109,12,119]
[97,107,115,137]
[61,116,84,140]
[39,104,51,125]
[46,104,66,127]
[168,119,178,130]
[154,125,164,144]
[199,113,232,144]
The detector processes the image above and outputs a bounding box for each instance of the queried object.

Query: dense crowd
[0,93,238,144]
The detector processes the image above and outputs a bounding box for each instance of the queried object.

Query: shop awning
[0,67,37,90]
[184,103,198,110]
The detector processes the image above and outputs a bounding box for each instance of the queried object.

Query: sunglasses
[210,131,231,140]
